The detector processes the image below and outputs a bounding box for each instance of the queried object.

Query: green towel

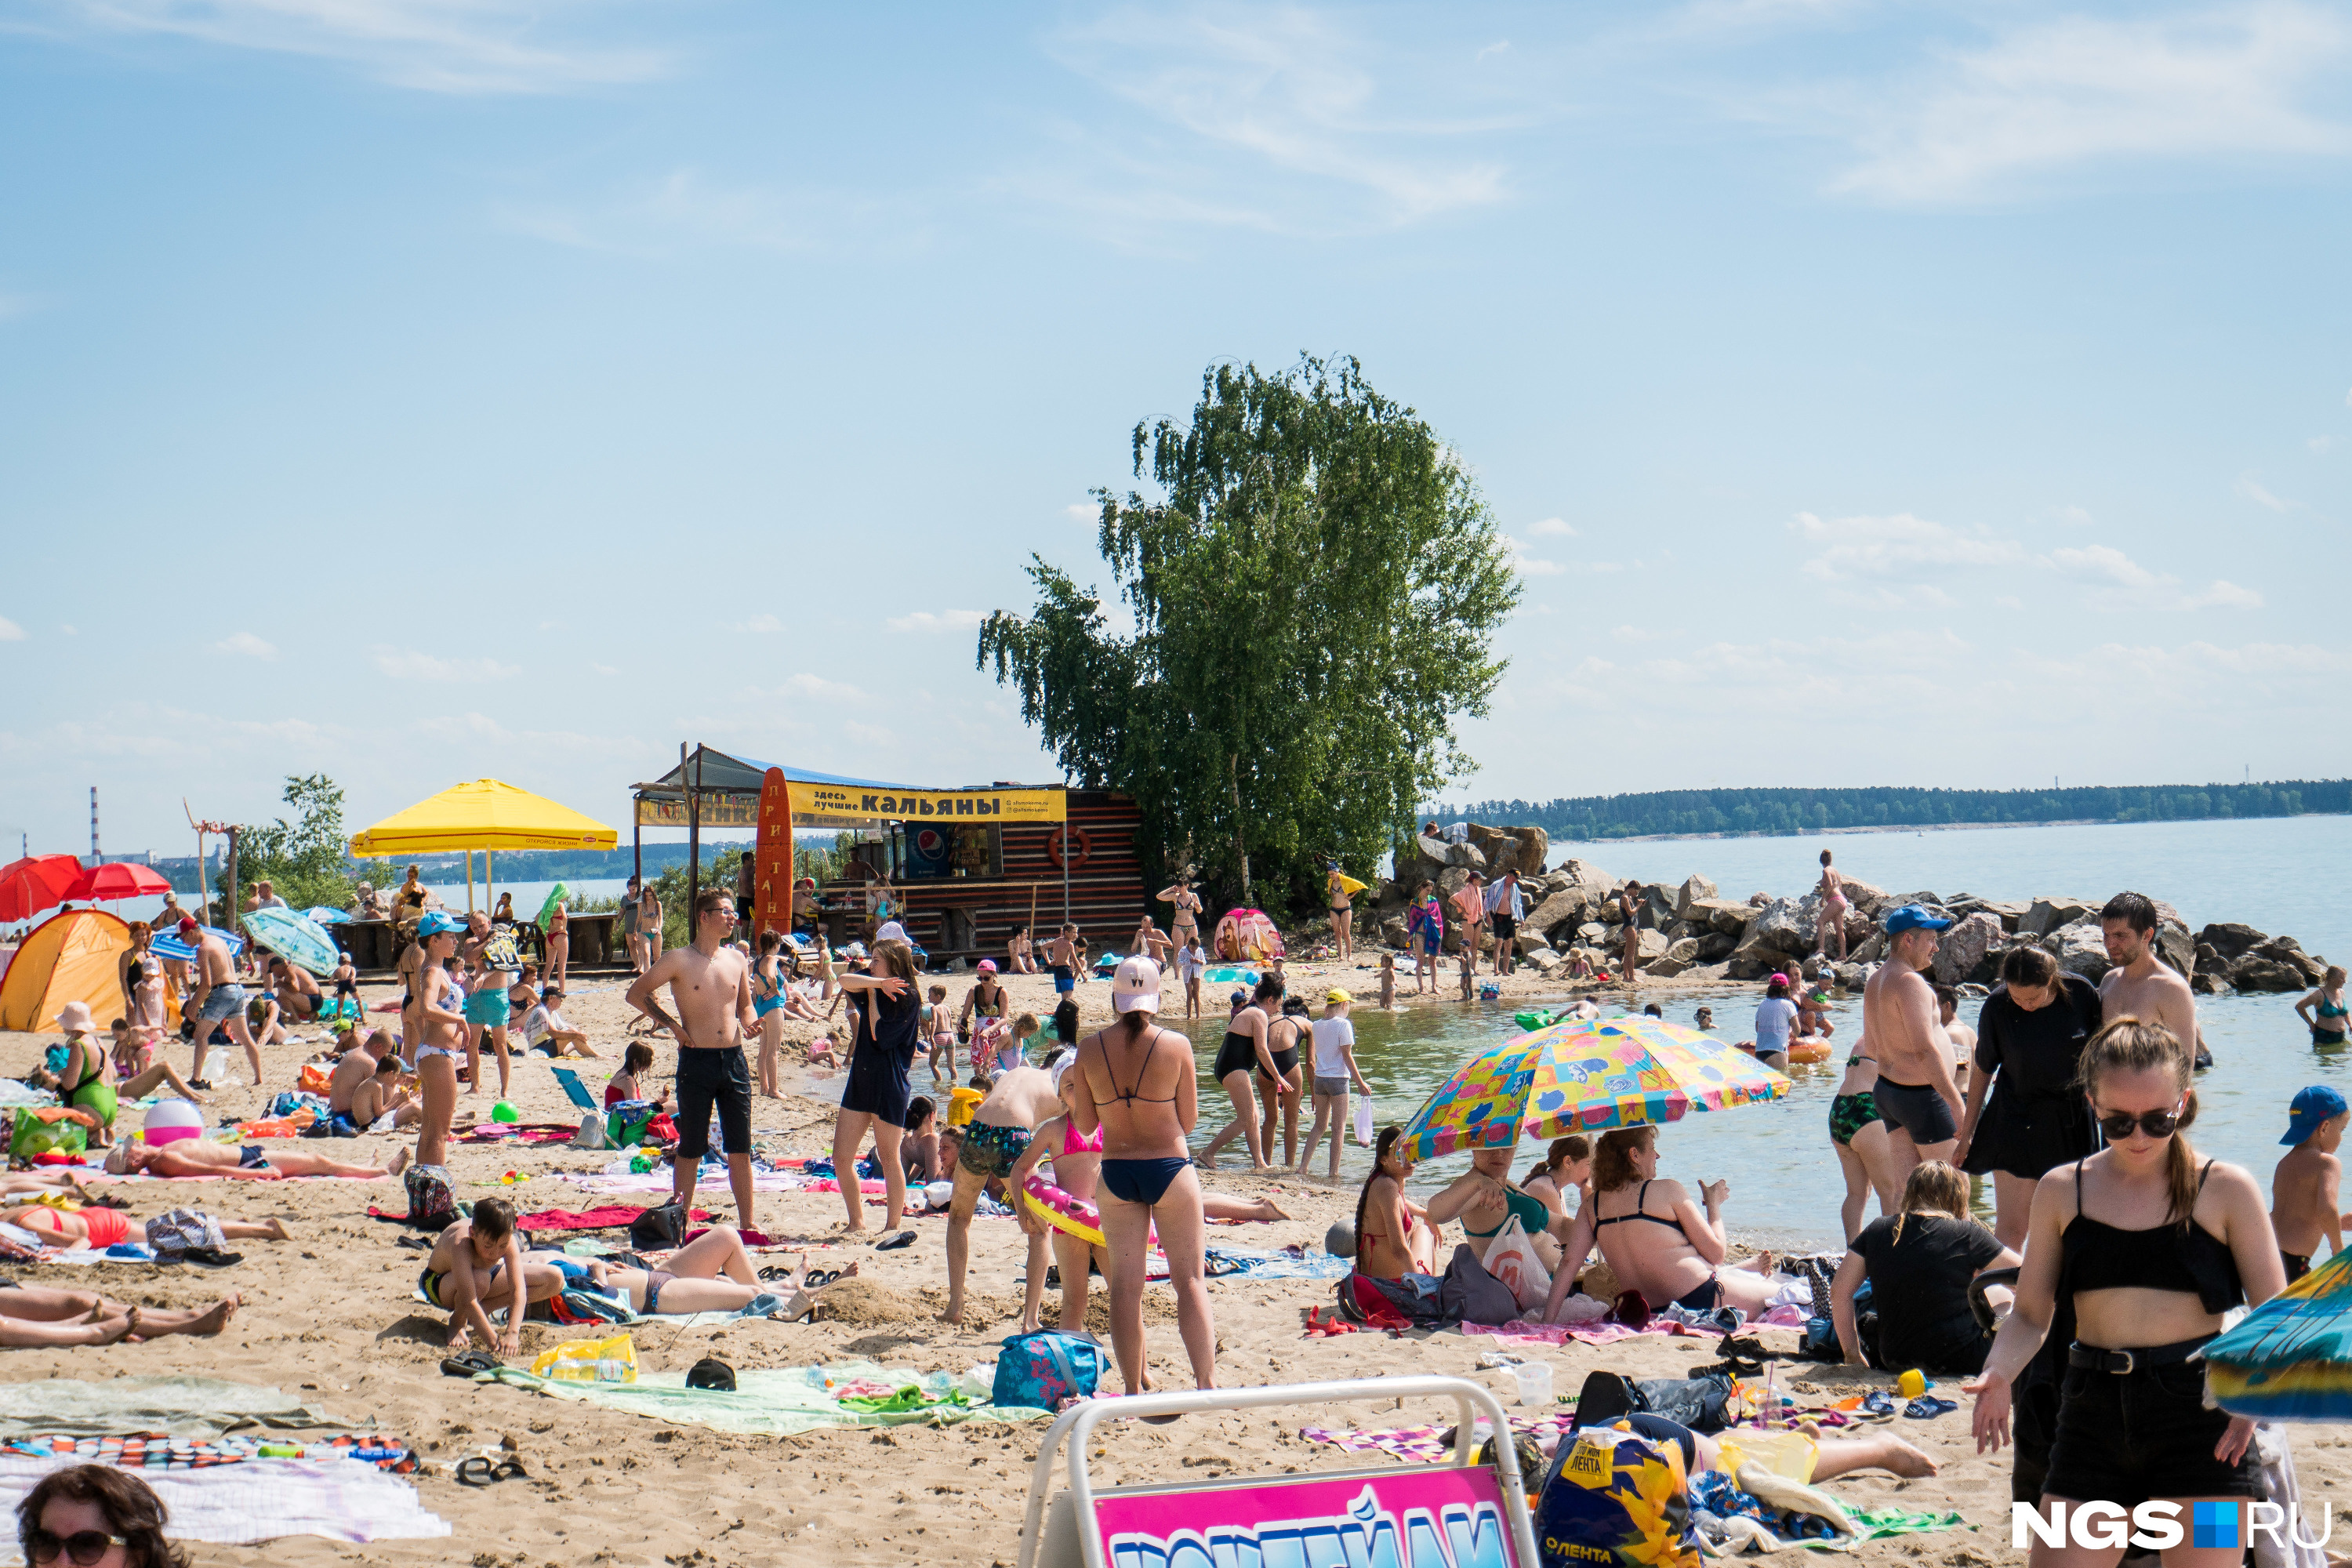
[1843,1507,1971,1541]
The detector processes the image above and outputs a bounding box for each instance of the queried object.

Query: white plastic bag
[1481,1215,1553,1314]
[1351,1097,1374,1147]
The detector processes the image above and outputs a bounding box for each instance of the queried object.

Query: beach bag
[530,1331,637,1383]
[1574,1370,1737,1433]
[1440,1243,1519,1327]
[990,1330,1103,1410]
[1537,1425,1700,1568]
[145,1209,224,1259]
[9,1108,88,1161]
[1482,1216,1554,1314]
[482,926,520,972]
[572,1113,610,1150]
[628,1199,687,1252]
[404,1162,456,1223]
[1351,1097,1374,1147]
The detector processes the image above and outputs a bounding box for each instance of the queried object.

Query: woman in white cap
[1296,989,1371,1180]
[1069,956,1216,1401]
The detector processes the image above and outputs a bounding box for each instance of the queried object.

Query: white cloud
[0,616,23,641]
[1035,7,1515,235]
[2236,473,2300,510]
[501,171,934,260]
[590,662,618,676]
[2049,545,2264,611]
[1515,557,1566,576]
[1995,595,2025,610]
[2056,504,2094,525]
[210,630,277,659]
[735,614,785,633]
[370,647,521,681]
[1526,517,1577,536]
[2310,435,2336,453]
[1830,3,2352,204]
[884,609,988,634]
[774,673,866,702]
[44,0,670,95]
[1793,510,2027,579]
[60,625,77,636]
[1065,503,1098,524]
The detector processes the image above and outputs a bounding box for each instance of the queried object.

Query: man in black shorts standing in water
[1861,904,1962,1182]
[626,888,759,1231]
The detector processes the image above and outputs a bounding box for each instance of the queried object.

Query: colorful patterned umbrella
[2205,1249,2352,1421]
[1399,1014,1791,1161]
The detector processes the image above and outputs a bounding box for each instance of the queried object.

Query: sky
[2,0,2349,858]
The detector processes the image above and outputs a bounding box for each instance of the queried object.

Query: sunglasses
[2096,1102,2186,1141]
[29,1530,128,1565]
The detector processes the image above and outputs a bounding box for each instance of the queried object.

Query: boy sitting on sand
[421,1196,564,1359]
[351,1052,422,1129]
[2272,1085,2350,1283]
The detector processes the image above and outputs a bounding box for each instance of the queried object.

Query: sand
[1,959,2339,1567]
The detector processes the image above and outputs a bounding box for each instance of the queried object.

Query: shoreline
[1544,810,2348,845]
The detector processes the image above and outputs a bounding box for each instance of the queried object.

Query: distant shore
[1548,811,2348,847]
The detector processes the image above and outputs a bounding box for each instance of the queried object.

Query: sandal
[804,1269,841,1287]
[874,1231,916,1251]
[756,1265,798,1283]
[441,1350,501,1378]
[1903,1396,1958,1419]
[453,1454,528,1486]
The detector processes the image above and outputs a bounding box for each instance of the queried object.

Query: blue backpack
[990,1330,1104,1410]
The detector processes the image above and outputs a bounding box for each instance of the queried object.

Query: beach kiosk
[631,746,1148,963]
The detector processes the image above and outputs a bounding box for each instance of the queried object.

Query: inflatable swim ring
[1787,1040,1832,1065]
[1022,1173,1156,1250]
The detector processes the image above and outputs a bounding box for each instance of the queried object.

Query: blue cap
[1883,903,1954,936]
[2282,1085,2349,1145]
[416,910,464,936]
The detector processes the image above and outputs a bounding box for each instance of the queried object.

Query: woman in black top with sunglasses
[17,1464,187,1566]
[1966,1018,2285,1557]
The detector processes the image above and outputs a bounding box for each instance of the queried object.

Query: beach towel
[1202,1246,1353,1281]
[466,1359,1050,1438]
[0,1378,357,1440]
[0,1433,414,1475]
[1299,1412,1574,1465]
[514,1205,710,1235]
[0,1454,448,1549]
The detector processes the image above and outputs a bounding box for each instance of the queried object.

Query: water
[1546,814,2350,964]
[1160,984,2340,1251]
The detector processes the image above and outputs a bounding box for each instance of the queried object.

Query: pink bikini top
[1062,1122,1105,1156]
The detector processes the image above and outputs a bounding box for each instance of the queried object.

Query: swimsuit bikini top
[2058,1158,2243,1314]
[1594,1179,1694,1243]
[2319,994,2349,1020]
[1062,1120,1105,1155]
[1104,1025,1181,1106]
[753,966,782,1002]
[1465,1182,1553,1240]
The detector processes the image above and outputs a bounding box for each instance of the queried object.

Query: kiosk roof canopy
[636,749,909,800]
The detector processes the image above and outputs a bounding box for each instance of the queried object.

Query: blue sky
[2,0,2349,856]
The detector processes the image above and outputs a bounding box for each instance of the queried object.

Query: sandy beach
[1,961,2339,1567]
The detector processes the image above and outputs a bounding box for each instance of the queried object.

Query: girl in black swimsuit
[1255,998,1308,1167]
[1966,1017,2285,1526]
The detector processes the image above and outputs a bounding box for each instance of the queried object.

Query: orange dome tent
[1213,908,1286,964]
[0,909,132,1033]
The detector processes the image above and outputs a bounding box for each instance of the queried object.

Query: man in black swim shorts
[1861,904,1962,1178]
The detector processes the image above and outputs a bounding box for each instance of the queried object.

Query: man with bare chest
[1861,904,1962,1178]
[2097,891,2201,1061]
[626,888,759,1229]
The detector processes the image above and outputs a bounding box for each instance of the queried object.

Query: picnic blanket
[458,1123,580,1145]
[0,1432,415,1474]
[0,1454,448,1552]
[1461,1318,1713,1348]
[0,1377,359,1440]
[1300,1412,1577,1465]
[467,1358,1051,1437]
[514,1205,711,1234]
[1204,1246,1352,1281]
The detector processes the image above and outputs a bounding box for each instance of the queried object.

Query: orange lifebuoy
[1047,825,1091,871]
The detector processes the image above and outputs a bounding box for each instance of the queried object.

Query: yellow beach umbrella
[350,779,615,913]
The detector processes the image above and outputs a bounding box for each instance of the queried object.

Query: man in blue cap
[1862,902,1961,1181]
[2270,1085,2349,1283]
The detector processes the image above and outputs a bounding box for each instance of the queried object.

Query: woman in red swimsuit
[1354,1127,1437,1277]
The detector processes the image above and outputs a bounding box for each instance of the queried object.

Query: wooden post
[687,742,701,938]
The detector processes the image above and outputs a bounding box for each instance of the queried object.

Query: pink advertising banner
[1089,1466,1523,1568]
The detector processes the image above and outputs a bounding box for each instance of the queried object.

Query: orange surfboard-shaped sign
[756,768,794,938]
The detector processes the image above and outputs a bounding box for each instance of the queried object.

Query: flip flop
[805,1269,842,1287]
[874,1231,916,1251]
[1903,1396,1958,1419]
[454,1455,528,1486]
[756,1265,798,1283]
[441,1351,500,1378]
[1857,1391,1898,1421]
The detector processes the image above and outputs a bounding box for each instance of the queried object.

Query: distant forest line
[1427,780,2352,841]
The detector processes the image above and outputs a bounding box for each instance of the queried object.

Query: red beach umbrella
[67,862,172,903]
[0,855,85,923]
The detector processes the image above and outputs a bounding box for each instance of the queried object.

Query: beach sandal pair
[1857,1391,1898,1421]
[441,1350,501,1378]
[1903,1396,1958,1419]
[455,1454,527,1486]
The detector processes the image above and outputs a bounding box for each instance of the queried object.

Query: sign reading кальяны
[793,785,1065,824]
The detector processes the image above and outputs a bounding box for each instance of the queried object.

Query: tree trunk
[1229,750,1248,900]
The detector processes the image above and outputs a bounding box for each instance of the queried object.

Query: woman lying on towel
[543,1225,857,1320]
[104,1140,409,1181]
[2,1206,289,1250]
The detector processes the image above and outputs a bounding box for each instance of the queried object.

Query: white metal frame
[1016,1376,1542,1568]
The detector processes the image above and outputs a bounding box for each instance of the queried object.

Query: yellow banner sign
[794,784,1065,824]
[635,797,760,829]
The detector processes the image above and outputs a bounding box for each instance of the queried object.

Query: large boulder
[2019,898,2096,938]
[2197,923,2265,962]
[1575,920,1609,945]
[1744,898,1813,956]
[1646,952,1695,978]
[1850,931,1887,966]
[2251,936,2325,985]
[1559,859,1620,896]
[2232,956,2307,993]
[1508,826,1550,878]
[1523,887,1590,942]
[1380,916,1410,950]
[2052,924,2111,981]
[1933,913,2005,986]
[1519,944,1559,967]
[1696,931,1737,963]
[1980,900,2032,934]
[1438,866,1472,902]
[1672,875,1719,920]
[1688,898,1752,937]
[2154,926,2197,980]
[2192,971,2235,996]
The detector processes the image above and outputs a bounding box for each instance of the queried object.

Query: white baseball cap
[874,920,909,946]
[1111,956,1161,1014]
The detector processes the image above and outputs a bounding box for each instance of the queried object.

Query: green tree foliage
[225,774,357,911]
[1432,780,2350,840]
[981,355,1520,912]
